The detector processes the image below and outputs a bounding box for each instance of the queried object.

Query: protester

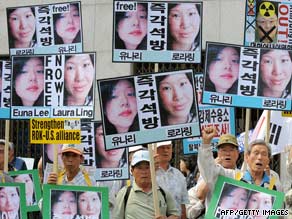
[7,7,36,48]
[115,3,147,50]
[113,150,179,219]
[8,141,27,171]
[64,54,95,106]
[179,155,197,190]
[198,127,282,195]
[155,73,197,126]
[53,3,81,45]
[100,78,139,135]
[47,144,95,186]
[77,191,101,218]
[156,141,189,219]
[12,56,44,106]
[205,45,240,94]
[186,133,240,218]
[255,1,278,43]
[167,3,201,51]
[258,49,292,98]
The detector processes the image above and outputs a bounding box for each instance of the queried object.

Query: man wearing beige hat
[155,141,189,219]
[187,133,240,218]
[198,127,281,203]
[114,150,179,219]
[47,144,95,186]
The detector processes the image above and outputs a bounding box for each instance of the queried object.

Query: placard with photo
[244,0,292,50]
[43,184,109,219]
[183,73,236,154]
[112,1,202,63]
[11,52,96,119]
[97,69,200,149]
[206,176,285,219]
[7,1,83,56]
[8,169,42,212]
[0,183,27,219]
[203,42,292,111]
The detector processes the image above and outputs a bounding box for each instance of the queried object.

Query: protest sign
[0,60,11,119]
[7,1,83,56]
[93,121,129,181]
[206,176,285,219]
[0,183,27,219]
[203,42,292,111]
[97,69,200,149]
[113,1,202,63]
[30,118,81,144]
[43,184,109,219]
[11,52,95,119]
[183,73,236,154]
[8,170,42,212]
[244,0,292,50]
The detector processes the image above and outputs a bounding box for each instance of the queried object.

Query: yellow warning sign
[30,118,81,144]
[282,111,292,117]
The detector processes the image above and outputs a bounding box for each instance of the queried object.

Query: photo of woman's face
[15,57,44,106]
[55,4,81,44]
[0,187,20,215]
[95,125,125,163]
[46,144,64,167]
[52,191,77,216]
[78,192,101,217]
[117,4,147,49]
[260,50,292,97]
[64,54,94,102]
[168,3,200,50]
[247,192,273,219]
[158,74,193,124]
[14,174,34,205]
[8,7,36,48]
[208,47,240,93]
[105,80,138,133]
[219,187,248,210]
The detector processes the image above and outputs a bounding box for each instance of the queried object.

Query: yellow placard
[30,118,81,144]
[282,111,292,117]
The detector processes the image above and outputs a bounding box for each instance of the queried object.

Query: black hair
[7,7,36,49]
[115,3,147,50]
[12,56,44,106]
[51,190,77,216]
[180,155,197,173]
[53,3,81,45]
[76,191,101,219]
[205,45,240,94]
[13,174,36,205]
[218,183,248,208]
[100,78,139,135]
[155,72,197,126]
[63,54,94,106]
[167,3,201,51]
[258,48,292,97]
[94,122,127,168]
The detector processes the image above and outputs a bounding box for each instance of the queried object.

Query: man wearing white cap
[113,150,179,219]
[47,144,95,186]
[155,141,189,219]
